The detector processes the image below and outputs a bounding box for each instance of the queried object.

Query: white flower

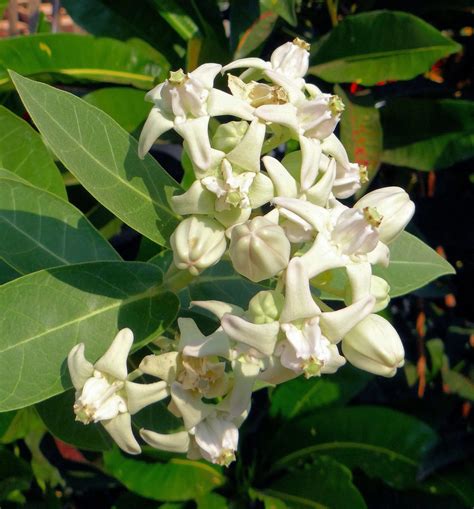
[170,216,227,275]
[139,318,231,399]
[68,329,169,454]
[354,186,415,244]
[321,134,367,199]
[275,258,374,378]
[222,38,310,88]
[138,64,254,160]
[273,197,390,278]
[342,314,405,377]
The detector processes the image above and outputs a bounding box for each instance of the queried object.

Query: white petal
[190,63,222,88]
[273,196,329,233]
[140,429,190,453]
[367,241,390,267]
[125,380,169,415]
[207,88,255,121]
[222,58,270,73]
[258,355,298,385]
[345,262,372,303]
[191,300,245,319]
[221,315,279,356]
[248,172,274,208]
[306,157,336,206]
[138,107,173,159]
[319,295,375,343]
[300,234,346,279]
[95,328,133,381]
[263,156,298,198]
[171,382,213,429]
[321,344,346,374]
[299,136,321,191]
[174,116,217,173]
[226,120,265,173]
[177,318,208,351]
[101,413,141,455]
[228,361,260,418]
[182,328,231,359]
[139,352,180,384]
[67,343,94,391]
[280,257,320,323]
[264,69,306,103]
[171,180,215,216]
[255,103,299,132]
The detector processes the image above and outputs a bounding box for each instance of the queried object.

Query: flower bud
[342,314,405,377]
[270,38,310,81]
[354,187,415,244]
[345,274,390,313]
[212,121,249,153]
[229,217,291,282]
[248,290,285,324]
[370,276,390,312]
[170,216,227,275]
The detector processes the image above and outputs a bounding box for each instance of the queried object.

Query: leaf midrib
[264,489,328,508]
[311,43,458,71]
[273,441,418,471]
[0,284,159,356]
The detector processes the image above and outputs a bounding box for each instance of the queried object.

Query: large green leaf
[261,0,297,26]
[0,106,65,198]
[0,0,8,18]
[36,389,113,452]
[381,99,474,170]
[61,0,183,66]
[0,261,179,411]
[0,176,119,274]
[0,34,169,90]
[11,72,181,247]
[104,447,225,501]
[317,232,455,300]
[336,86,382,191]
[267,406,438,489]
[309,11,461,85]
[270,365,371,419]
[373,232,455,297]
[264,456,367,509]
[83,87,149,134]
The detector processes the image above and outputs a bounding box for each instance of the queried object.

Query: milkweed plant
[66,39,417,465]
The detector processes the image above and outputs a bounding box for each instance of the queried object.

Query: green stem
[326,0,339,27]
[163,263,196,293]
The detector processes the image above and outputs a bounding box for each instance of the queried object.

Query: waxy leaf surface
[11,72,180,247]
[0,262,179,411]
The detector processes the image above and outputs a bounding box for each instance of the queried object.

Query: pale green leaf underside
[0,261,178,411]
[11,72,180,247]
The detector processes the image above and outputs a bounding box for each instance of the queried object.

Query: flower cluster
[69,39,414,465]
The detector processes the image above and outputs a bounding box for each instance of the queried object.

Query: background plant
[0,1,472,508]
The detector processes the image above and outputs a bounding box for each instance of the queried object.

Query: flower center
[363,206,383,227]
[293,37,310,51]
[329,95,345,116]
[168,68,187,85]
[359,164,369,184]
[248,83,289,107]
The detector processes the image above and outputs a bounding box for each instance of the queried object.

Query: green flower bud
[229,217,291,282]
[212,121,249,153]
[248,290,285,324]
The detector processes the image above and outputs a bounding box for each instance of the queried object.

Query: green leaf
[264,456,367,509]
[0,448,32,502]
[0,259,21,285]
[261,0,297,26]
[373,232,456,297]
[433,461,474,507]
[309,11,461,85]
[270,365,371,419]
[0,34,169,90]
[233,5,278,59]
[0,261,179,411]
[11,72,180,247]
[61,0,183,66]
[83,88,150,134]
[0,407,44,443]
[149,0,200,40]
[250,492,288,509]
[268,406,438,489]
[381,99,474,170]
[442,370,474,401]
[426,338,445,378]
[179,260,266,309]
[0,0,8,18]
[0,176,119,274]
[0,106,65,198]
[196,493,228,509]
[36,389,113,452]
[336,86,382,192]
[0,412,16,438]
[104,447,225,501]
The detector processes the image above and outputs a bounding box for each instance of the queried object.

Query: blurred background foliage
[0,0,472,508]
